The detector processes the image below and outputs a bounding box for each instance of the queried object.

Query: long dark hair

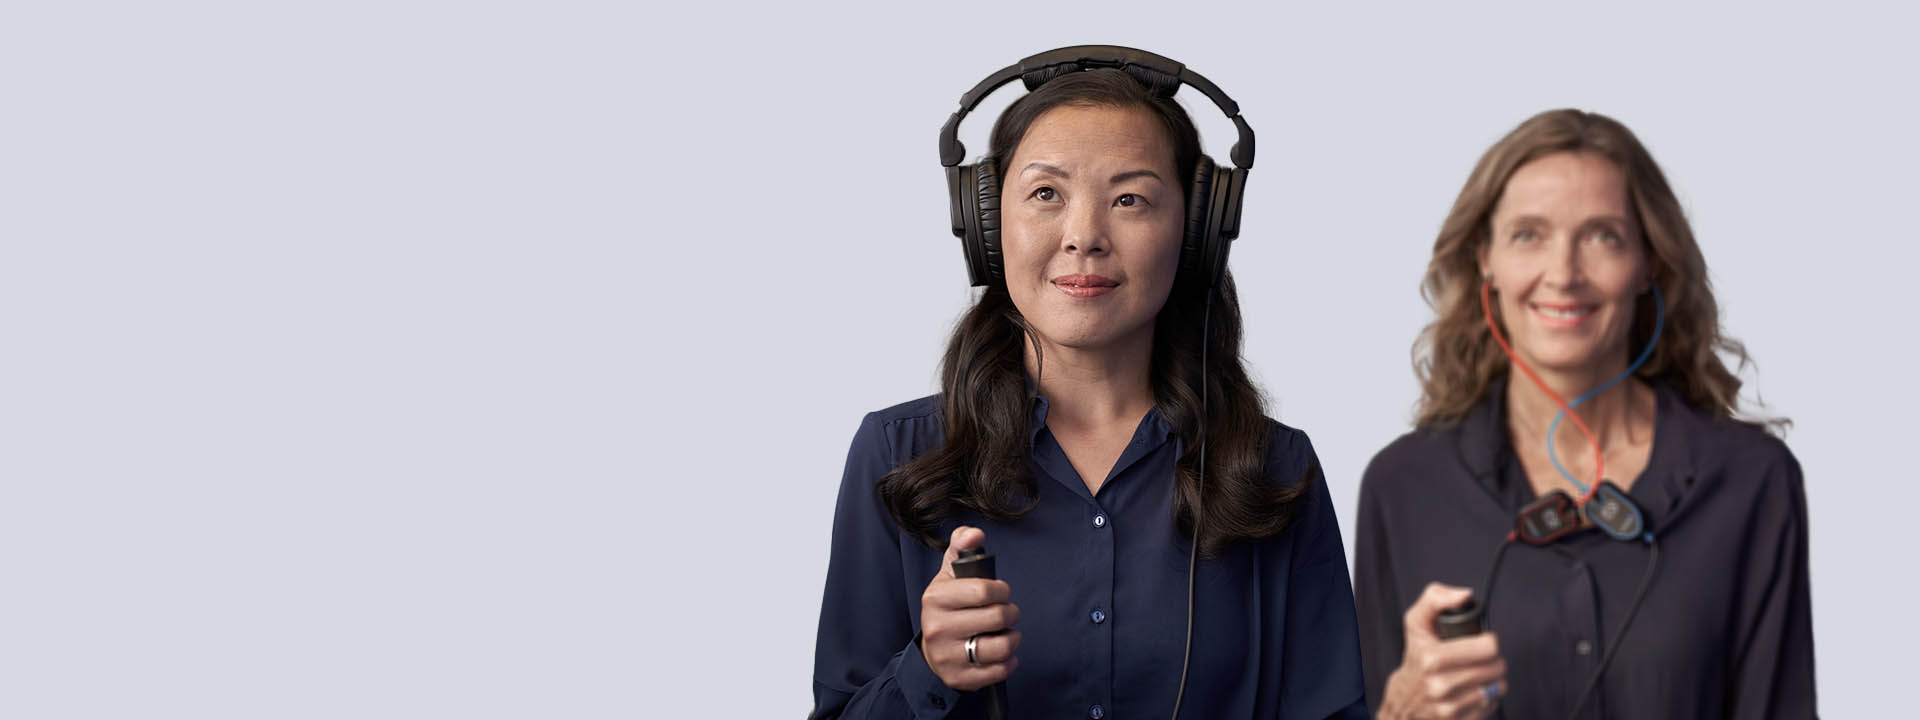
[880,69,1306,557]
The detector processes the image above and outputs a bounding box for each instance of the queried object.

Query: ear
[1475,246,1493,288]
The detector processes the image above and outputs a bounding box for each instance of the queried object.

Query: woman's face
[999,104,1185,355]
[1481,151,1650,375]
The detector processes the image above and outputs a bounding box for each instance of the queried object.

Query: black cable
[1565,536,1660,720]
[1169,292,1213,720]
[1478,538,1515,621]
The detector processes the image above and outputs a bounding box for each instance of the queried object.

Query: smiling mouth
[1053,274,1118,298]
[1531,302,1596,325]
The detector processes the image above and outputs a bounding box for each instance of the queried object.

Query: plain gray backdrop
[2,1,1911,717]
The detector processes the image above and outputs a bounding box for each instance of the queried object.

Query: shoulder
[1669,397,1804,500]
[847,394,944,466]
[1261,417,1321,490]
[1686,406,1798,474]
[862,394,942,428]
[1358,423,1461,500]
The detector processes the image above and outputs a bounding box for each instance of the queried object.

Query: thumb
[941,525,987,578]
[1404,582,1474,642]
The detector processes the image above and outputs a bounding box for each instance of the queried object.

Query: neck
[1024,330,1156,430]
[1504,356,1651,466]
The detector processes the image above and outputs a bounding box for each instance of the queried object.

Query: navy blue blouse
[811,393,1368,719]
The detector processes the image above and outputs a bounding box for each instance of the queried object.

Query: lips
[1053,274,1118,299]
[1530,301,1596,327]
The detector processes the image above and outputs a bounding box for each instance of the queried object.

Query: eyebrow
[1502,214,1631,228]
[1020,162,1164,185]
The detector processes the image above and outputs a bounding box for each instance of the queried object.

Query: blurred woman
[1354,109,1814,719]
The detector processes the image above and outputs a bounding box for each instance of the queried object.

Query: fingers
[1417,648,1505,699]
[944,654,1021,692]
[937,600,1021,636]
[967,629,1022,665]
[921,596,1019,647]
[1397,633,1504,720]
[923,630,1021,667]
[1427,677,1505,720]
[1411,632,1503,675]
[919,627,1022,692]
[924,577,1012,610]
[1402,582,1475,642]
[940,525,986,579]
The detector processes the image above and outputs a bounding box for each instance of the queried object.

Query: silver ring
[1482,681,1502,704]
[965,635,981,665]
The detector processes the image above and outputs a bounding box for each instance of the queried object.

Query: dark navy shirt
[1354,376,1816,718]
[812,393,1368,719]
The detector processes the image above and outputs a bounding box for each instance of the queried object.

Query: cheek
[1484,248,1532,286]
[1590,257,1648,313]
[1150,235,1182,285]
[999,217,1049,269]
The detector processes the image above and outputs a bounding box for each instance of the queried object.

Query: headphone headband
[936,45,1255,170]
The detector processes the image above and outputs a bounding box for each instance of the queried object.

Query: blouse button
[1091,609,1107,624]
[1092,514,1107,528]
[1089,704,1106,719]
[1575,640,1593,655]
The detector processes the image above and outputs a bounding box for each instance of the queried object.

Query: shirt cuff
[897,632,961,718]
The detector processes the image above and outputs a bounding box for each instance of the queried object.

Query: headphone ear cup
[1181,155,1217,286]
[973,158,1004,285]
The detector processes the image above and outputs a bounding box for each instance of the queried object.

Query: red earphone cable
[1480,279,1605,498]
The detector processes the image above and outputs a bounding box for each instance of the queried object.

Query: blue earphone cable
[1546,285,1665,494]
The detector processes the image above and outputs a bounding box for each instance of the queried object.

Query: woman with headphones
[1353,109,1815,719]
[811,48,1367,719]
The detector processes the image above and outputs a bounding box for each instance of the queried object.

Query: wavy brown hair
[879,69,1307,557]
[1413,108,1781,430]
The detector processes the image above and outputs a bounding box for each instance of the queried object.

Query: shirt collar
[1029,388,1050,446]
[1024,376,1177,449]
[1453,374,1703,529]
[1452,374,1513,488]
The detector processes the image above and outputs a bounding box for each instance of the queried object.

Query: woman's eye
[1114,193,1145,208]
[1512,229,1538,243]
[1032,187,1058,202]
[1592,230,1624,246]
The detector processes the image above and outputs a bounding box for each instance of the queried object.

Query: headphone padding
[974,158,1003,284]
[1182,154,1217,285]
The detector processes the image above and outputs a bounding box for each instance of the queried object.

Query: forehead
[1494,151,1629,220]
[1009,104,1177,172]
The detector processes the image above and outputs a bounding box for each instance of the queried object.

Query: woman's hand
[919,526,1022,692]
[1378,583,1507,720]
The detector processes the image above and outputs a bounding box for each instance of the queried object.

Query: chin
[1035,319,1141,352]
[1049,331,1123,351]
[1518,343,1607,374]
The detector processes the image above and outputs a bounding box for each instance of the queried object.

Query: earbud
[1582,481,1647,541]
[1515,491,1581,545]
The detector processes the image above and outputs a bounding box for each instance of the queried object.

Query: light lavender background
[1,1,1909,717]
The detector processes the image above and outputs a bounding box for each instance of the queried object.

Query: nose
[1541,232,1585,290]
[1060,196,1109,257]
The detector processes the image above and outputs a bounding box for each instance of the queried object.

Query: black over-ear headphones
[938,45,1257,289]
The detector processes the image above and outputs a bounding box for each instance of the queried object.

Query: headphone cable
[1547,286,1665,501]
[1169,291,1212,720]
[1566,534,1660,719]
[1480,280,1605,492]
